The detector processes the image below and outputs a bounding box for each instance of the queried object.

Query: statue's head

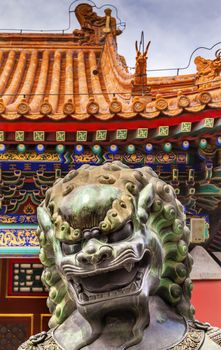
[37,162,194,343]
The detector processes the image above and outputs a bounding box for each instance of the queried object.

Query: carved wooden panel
[0,258,50,350]
[0,315,32,350]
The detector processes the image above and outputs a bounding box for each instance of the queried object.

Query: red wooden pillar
[192,280,221,328]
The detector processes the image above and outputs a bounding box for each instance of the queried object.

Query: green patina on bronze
[18,161,221,350]
[37,162,193,329]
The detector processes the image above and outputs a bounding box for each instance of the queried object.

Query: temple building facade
[0,3,221,349]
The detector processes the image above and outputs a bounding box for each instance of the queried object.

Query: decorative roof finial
[103,8,112,34]
[132,31,151,96]
[194,49,221,84]
[73,3,122,45]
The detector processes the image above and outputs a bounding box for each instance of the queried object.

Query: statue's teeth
[137,272,143,279]
[123,285,131,293]
[124,262,134,272]
[79,293,88,302]
[75,283,82,293]
[130,282,137,292]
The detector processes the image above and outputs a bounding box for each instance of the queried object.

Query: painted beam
[192,118,215,134]
[152,126,169,139]
[172,121,192,137]
[0,246,39,256]
[1,109,221,133]
[0,226,39,256]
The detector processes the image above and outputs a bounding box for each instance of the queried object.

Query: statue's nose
[77,240,113,266]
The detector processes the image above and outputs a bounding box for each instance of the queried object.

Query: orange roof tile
[0,3,220,121]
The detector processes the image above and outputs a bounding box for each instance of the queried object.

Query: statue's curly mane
[37,161,194,328]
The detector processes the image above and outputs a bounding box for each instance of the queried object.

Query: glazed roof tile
[0,3,220,121]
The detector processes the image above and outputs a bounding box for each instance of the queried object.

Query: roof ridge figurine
[195,49,221,84]
[73,3,122,45]
[18,161,221,349]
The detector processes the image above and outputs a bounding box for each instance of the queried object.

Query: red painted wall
[192,280,221,328]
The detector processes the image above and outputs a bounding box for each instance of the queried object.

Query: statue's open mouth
[68,251,151,305]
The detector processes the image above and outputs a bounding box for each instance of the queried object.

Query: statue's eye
[61,242,81,255]
[108,221,133,243]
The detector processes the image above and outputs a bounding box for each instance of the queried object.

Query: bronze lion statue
[19,162,221,349]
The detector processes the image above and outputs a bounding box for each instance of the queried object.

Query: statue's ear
[144,40,151,56]
[135,40,138,53]
[138,183,155,223]
[37,206,52,233]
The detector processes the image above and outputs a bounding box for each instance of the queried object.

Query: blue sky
[0,0,220,76]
